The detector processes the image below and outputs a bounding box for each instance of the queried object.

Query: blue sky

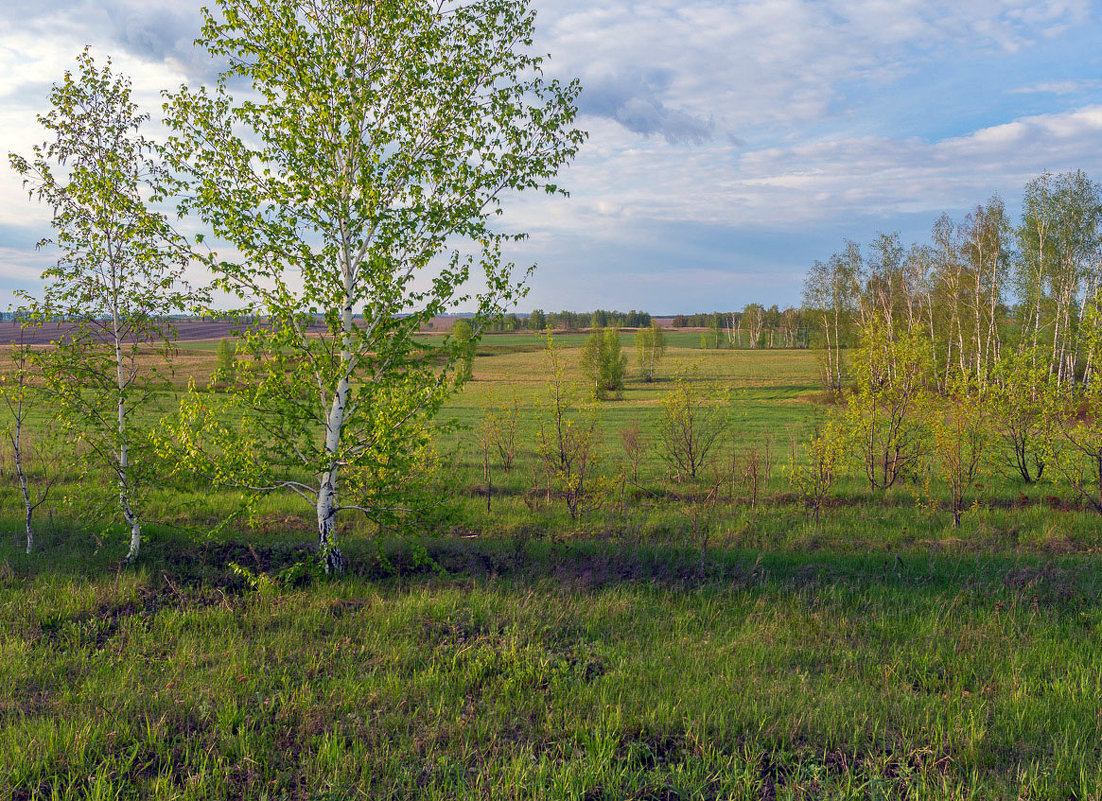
[2,0,1101,314]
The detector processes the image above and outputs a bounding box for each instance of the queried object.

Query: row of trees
[790,317,1102,524]
[526,309,653,331]
[673,307,810,349]
[435,308,654,334]
[803,171,1102,393]
[796,174,1102,522]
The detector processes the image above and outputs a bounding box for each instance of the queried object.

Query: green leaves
[581,327,627,400]
[162,0,583,546]
[9,49,206,560]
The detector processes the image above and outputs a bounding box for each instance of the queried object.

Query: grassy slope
[2,339,1102,799]
[3,538,1101,799]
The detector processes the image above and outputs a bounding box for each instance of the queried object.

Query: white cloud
[498,103,1102,245]
[537,0,1092,145]
[1,0,1100,311]
[1012,79,1102,95]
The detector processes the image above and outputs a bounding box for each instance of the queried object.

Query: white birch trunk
[120,480,141,562]
[118,380,142,563]
[316,470,344,573]
[13,429,33,555]
[109,248,143,565]
[316,242,357,574]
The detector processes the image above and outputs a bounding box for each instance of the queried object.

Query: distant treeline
[470,309,654,332]
[670,307,810,349]
[473,307,811,349]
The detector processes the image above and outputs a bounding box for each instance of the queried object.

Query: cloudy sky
[2,0,1101,314]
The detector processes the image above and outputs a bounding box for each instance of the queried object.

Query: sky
[1,1,1101,314]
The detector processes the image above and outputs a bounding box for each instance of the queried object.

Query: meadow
[2,332,1102,800]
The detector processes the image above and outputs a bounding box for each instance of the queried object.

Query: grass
[3,339,1102,798]
[3,534,1102,799]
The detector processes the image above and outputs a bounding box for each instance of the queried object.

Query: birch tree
[1018,173,1059,377]
[741,303,764,349]
[844,316,931,490]
[8,49,196,563]
[581,327,626,400]
[959,196,1011,385]
[0,331,60,554]
[803,247,860,393]
[634,321,667,382]
[163,0,583,572]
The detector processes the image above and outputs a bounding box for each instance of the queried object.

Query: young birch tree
[658,374,728,481]
[928,380,989,527]
[9,50,197,563]
[844,315,930,490]
[0,331,60,554]
[163,0,583,572]
[581,326,627,400]
[634,321,666,382]
[533,332,600,520]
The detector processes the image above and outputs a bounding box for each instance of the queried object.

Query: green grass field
[2,339,1101,799]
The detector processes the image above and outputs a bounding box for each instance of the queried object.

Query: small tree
[484,389,520,473]
[451,319,476,385]
[9,50,198,562]
[990,347,1049,483]
[634,322,667,382]
[477,388,521,513]
[0,331,60,553]
[658,374,728,481]
[620,420,647,484]
[215,338,237,388]
[844,316,930,490]
[580,326,627,400]
[928,383,989,527]
[787,417,846,523]
[732,434,774,510]
[534,332,601,519]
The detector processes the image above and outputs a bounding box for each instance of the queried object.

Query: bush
[658,375,728,481]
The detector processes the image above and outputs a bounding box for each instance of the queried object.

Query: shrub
[658,375,728,481]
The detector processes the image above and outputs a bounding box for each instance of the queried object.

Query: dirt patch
[36,582,233,650]
[1001,565,1083,608]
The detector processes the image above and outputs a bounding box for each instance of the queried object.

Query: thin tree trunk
[316,245,357,574]
[110,272,143,564]
[13,429,33,554]
[484,446,492,513]
[120,481,141,562]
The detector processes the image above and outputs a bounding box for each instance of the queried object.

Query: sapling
[658,373,728,481]
[9,50,199,562]
[787,417,846,523]
[620,420,647,484]
[533,332,601,520]
[634,322,667,382]
[0,330,60,553]
[928,381,990,527]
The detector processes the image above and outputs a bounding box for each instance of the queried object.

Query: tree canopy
[162,0,584,571]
